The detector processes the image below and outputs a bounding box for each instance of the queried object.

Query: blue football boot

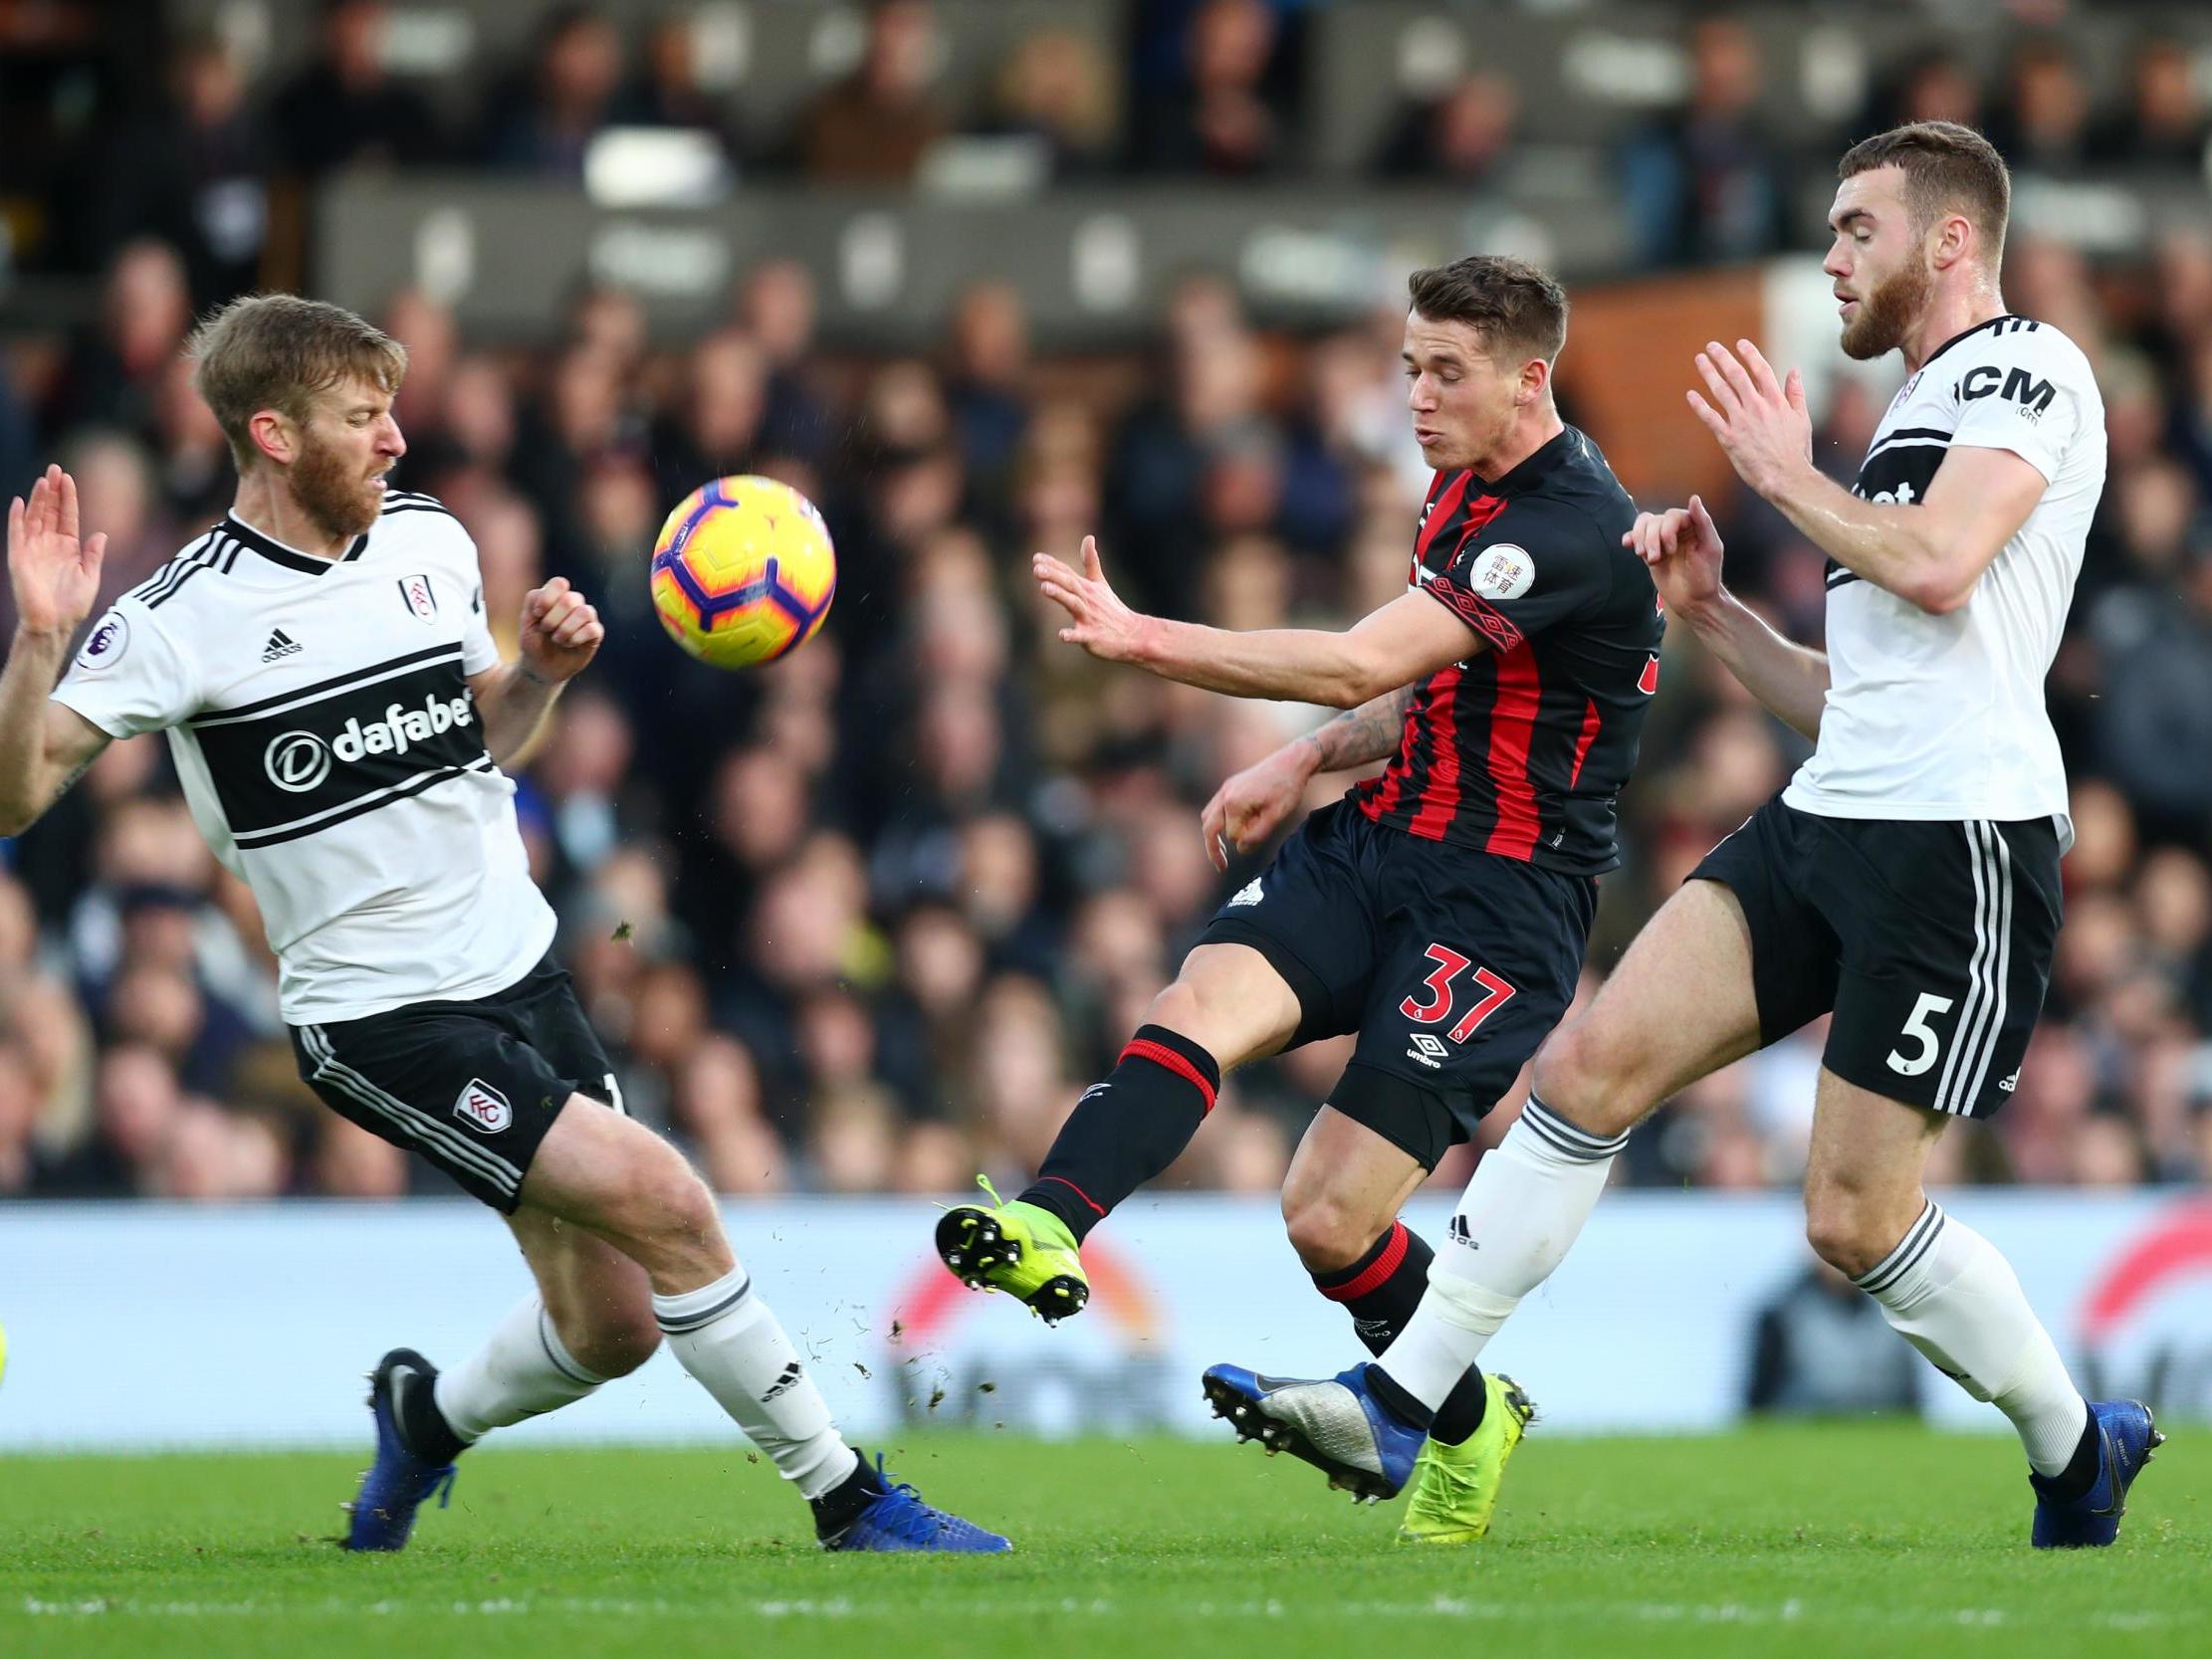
[1202,1361,1424,1503]
[820,1455,1012,1553]
[341,1348,457,1553]
[2030,1399,2163,1549]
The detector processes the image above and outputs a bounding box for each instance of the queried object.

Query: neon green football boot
[934,1176,1091,1324]
[1397,1372,1537,1545]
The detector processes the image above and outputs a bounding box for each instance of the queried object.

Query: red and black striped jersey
[1352,427,1661,876]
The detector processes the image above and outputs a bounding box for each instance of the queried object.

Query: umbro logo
[260,628,303,663]
[762,1360,804,1401]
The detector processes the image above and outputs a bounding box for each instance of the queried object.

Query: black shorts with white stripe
[289,952,623,1211]
[1689,795,2061,1119]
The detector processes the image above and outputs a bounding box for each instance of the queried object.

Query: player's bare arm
[1625,494,1830,742]
[1199,685,1415,872]
[466,576,604,764]
[1688,338,2043,615]
[1035,534,1480,707]
[0,466,113,834]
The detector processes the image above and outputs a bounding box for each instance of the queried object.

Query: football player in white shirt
[0,295,1004,1554]
[1211,121,2160,1548]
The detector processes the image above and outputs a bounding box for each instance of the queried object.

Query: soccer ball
[649,475,837,668]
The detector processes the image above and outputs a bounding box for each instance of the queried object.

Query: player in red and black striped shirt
[935,256,1659,1543]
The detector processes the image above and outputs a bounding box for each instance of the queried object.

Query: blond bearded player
[0,295,1004,1555]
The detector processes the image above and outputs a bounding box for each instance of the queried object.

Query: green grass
[2,1427,2206,1659]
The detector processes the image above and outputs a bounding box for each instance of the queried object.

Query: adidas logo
[1227,879,1262,909]
[1998,1069,2020,1094]
[761,1360,803,1401]
[260,628,303,663]
[1447,1213,1476,1249]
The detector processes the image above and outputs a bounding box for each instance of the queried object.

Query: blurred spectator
[81,34,266,305]
[481,6,626,176]
[44,240,194,443]
[2089,36,2209,173]
[268,0,443,180]
[1744,1259,1923,1416]
[973,29,1117,179]
[796,0,946,184]
[613,13,740,158]
[1619,17,1793,270]
[1130,0,1287,176]
[1371,72,1518,186]
[1985,38,2093,175]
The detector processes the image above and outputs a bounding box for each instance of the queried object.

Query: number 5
[1886,992,1954,1077]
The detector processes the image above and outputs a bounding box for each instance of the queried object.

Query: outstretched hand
[1033,536,1151,665]
[519,576,604,684]
[1686,338,1814,501]
[8,464,107,638]
[1623,493,1726,617]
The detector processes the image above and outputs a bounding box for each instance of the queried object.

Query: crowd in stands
[1,0,2209,1202]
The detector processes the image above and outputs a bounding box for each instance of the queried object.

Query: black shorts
[1690,796,2062,1119]
[1201,799,1597,1168]
[290,953,622,1212]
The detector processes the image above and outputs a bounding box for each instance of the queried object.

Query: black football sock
[809,1445,888,1540]
[1313,1220,1488,1444]
[1365,1364,1436,1433]
[1020,1024,1220,1243]
[394,1365,467,1465]
[2037,1415,2105,1506]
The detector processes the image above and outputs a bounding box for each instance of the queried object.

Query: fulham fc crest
[399,573,439,624]
[454,1078,513,1135]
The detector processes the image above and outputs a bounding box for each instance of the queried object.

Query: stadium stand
[1,0,2209,1205]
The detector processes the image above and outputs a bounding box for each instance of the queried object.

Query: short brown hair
[188,294,407,471]
[1838,120,2011,261]
[1406,255,1569,366]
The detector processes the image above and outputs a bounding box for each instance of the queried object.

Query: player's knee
[1528,1022,1642,1139]
[599,1135,720,1251]
[557,1301,661,1378]
[1280,1187,1385,1274]
[1802,1188,1891,1281]
[1143,979,1204,1040]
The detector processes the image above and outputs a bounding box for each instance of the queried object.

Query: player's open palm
[1034,535,1148,664]
[1200,746,1310,872]
[1626,494,1726,616]
[8,464,107,638]
[519,576,604,683]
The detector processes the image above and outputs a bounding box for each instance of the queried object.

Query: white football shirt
[52,491,555,1023]
[1784,314,2105,830]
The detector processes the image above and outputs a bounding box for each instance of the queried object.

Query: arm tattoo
[1304,685,1414,772]
[43,741,109,812]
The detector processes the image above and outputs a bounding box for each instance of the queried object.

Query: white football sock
[434,1296,609,1444]
[1381,1095,1626,1409]
[1856,1200,2089,1475]
[652,1265,858,1500]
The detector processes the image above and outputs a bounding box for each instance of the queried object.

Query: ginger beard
[290,427,385,539]
[1840,245,1934,362]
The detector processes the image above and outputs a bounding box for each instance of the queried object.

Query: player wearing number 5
[935,255,1662,1544]
[1216,122,2160,1549]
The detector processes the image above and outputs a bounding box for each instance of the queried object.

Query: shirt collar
[222,514,368,574]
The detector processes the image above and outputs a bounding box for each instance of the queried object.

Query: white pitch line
[16,1595,2200,1631]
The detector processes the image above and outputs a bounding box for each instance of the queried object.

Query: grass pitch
[3,1425,2206,1659]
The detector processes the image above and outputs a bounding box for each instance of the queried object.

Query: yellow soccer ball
[649,475,837,669]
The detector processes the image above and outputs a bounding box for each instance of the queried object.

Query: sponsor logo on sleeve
[1467,543,1534,601]
[76,611,129,672]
